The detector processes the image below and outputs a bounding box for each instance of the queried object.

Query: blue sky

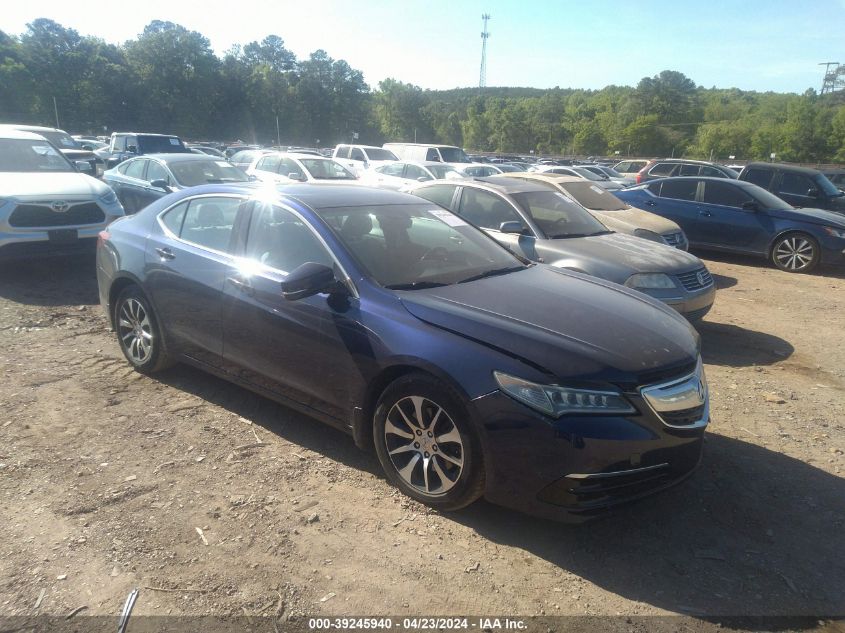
[3,0,844,94]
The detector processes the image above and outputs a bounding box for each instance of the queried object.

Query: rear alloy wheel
[771,233,819,273]
[114,287,173,374]
[373,374,484,511]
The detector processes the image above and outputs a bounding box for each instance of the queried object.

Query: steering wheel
[419,247,452,262]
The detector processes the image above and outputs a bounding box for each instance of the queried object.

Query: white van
[332,144,398,175]
[382,143,472,165]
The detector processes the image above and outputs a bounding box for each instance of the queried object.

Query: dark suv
[96,132,191,169]
[635,159,738,184]
[739,162,845,214]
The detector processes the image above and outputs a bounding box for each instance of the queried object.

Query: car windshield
[317,203,526,289]
[169,159,249,186]
[558,181,628,211]
[438,147,472,163]
[137,136,190,153]
[0,138,74,172]
[816,174,843,197]
[601,166,624,177]
[299,158,357,180]
[364,148,397,161]
[510,190,609,238]
[428,164,463,179]
[36,130,81,150]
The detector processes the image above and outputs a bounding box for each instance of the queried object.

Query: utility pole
[479,13,491,90]
[53,96,60,129]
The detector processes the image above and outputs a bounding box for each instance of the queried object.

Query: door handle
[645,200,657,207]
[699,210,712,217]
[155,247,175,260]
[226,276,254,295]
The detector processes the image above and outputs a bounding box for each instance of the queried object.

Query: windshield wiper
[457,266,524,284]
[385,281,449,290]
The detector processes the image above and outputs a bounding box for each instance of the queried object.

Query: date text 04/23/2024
[307,617,527,630]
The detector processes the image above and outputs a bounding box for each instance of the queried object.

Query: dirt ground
[0,250,843,630]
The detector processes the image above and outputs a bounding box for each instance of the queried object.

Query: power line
[479,13,491,90]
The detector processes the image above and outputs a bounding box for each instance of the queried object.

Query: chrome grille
[675,267,713,291]
[640,358,709,430]
[8,202,105,228]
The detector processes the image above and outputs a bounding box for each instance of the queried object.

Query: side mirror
[806,188,820,198]
[281,262,342,301]
[288,172,306,181]
[741,201,759,212]
[247,174,257,182]
[74,160,93,174]
[127,145,138,154]
[499,221,526,234]
[150,179,172,193]
[417,176,429,182]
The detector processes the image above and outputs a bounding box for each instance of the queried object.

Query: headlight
[494,372,635,418]
[624,273,677,289]
[633,228,664,243]
[99,189,118,205]
[824,226,845,239]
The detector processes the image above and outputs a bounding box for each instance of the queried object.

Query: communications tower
[479,14,491,89]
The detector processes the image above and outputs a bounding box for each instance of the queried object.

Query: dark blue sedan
[616,177,845,273]
[96,184,708,522]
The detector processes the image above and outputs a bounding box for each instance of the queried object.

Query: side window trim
[155,193,249,258]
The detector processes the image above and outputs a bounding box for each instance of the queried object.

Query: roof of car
[645,176,759,188]
[0,128,50,141]
[500,172,583,184]
[277,184,422,208]
[142,153,228,164]
[463,176,553,195]
[113,132,181,138]
[742,162,824,176]
[0,124,64,133]
[650,158,725,166]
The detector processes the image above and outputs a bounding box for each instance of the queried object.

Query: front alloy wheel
[771,233,819,273]
[374,374,484,510]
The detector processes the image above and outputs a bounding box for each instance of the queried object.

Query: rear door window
[124,159,148,180]
[179,196,242,253]
[701,166,726,177]
[678,164,701,176]
[414,185,458,210]
[335,146,350,159]
[658,179,699,201]
[256,155,281,173]
[701,181,753,208]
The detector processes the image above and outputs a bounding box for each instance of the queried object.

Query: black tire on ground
[373,373,485,511]
[770,232,820,273]
[114,286,174,374]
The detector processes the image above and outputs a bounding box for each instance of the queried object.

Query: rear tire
[771,233,819,273]
[373,373,485,511]
[114,286,173,374]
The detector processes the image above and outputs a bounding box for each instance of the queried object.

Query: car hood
[534,231,703,282]
[591,207,681,235]
[0,172,110,199]
[399,265,698,385]
[768,206,845,225]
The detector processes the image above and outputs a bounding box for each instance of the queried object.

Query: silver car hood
[0,172,110,200]
[536,231,704,282]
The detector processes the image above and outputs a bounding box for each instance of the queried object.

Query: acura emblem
[51,201,70,213]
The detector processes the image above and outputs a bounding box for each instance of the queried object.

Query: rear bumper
[471,391,706,523]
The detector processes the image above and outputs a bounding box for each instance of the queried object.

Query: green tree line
[2,19,844,163]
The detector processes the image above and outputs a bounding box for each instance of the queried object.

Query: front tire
[114,286,173,374]
[771,233,819,273]
[373,374,485,511]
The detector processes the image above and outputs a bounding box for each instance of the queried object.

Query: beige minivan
[496,172,689,250]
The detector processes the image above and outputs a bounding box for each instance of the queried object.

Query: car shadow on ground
[0,253,100,306]
[153,363,380,477]
[697,250,845,280]
[697,320,794,367]
[450,432,845,618]
[711,273,738,289]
